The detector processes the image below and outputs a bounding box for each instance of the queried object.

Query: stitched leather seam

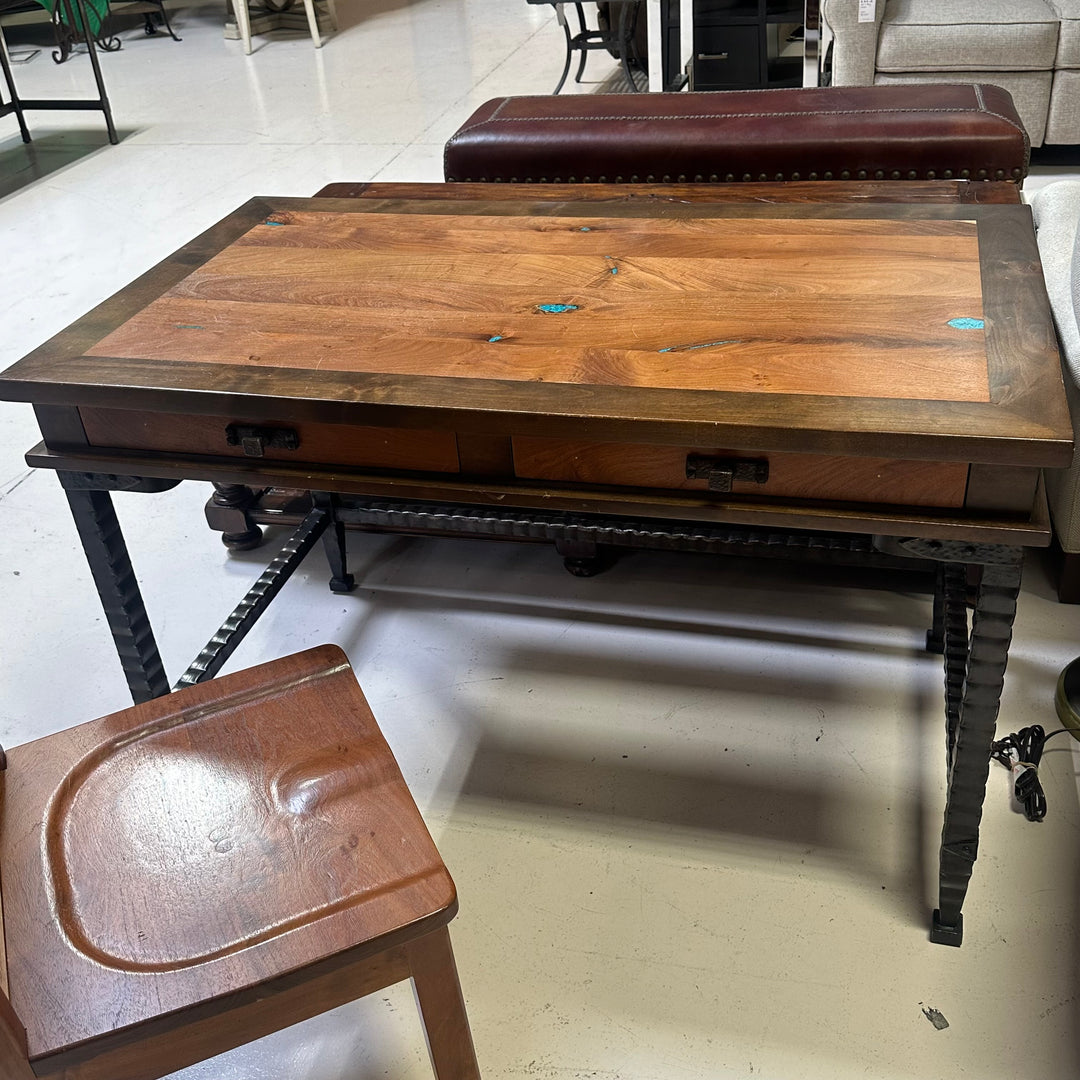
[974,84,1031,157]
[445,97,512,174]
[449,106,1016,133]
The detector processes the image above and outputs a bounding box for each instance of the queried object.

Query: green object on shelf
[33,0,109,36]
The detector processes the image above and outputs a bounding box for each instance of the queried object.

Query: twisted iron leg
[61,480,170,703]
[932,557,1022,945]
[175,507,329,689]
[941,563,969,771]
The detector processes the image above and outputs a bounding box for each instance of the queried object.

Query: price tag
[858,0,876,21]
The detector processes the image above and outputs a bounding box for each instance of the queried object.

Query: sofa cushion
[877,0,1060,73]
[1046,0,1080,67]
[1048,69,1080,142]
[875,70,1051,146]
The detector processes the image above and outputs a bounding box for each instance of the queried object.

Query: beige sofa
[822,0,1080,146]
[1032,182,1080,599]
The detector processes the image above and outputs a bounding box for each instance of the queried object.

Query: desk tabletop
[0,183,1071,466]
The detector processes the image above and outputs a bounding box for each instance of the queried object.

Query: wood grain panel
[238,209,979,255]
[81,213,989,403]
[512,437,969,508]
[79,408,460,473]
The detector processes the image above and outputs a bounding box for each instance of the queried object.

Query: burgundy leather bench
[442,83,1029,186]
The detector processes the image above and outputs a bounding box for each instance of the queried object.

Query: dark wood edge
[276,192,1009,220]
[23,443,1053,546]
[312,180,1023,205]
[7,357,1072,466]
[978,206,1074,434]
[0,198,275,384]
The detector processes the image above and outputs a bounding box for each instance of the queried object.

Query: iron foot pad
[930,910,963,946]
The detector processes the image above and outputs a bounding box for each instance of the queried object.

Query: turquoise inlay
[948,317,985,329]
[536,304,580,314]
[264,220,286,227]
[488,335,503,342]
[659,339,740,354]
[176,324,205,329]
[579,226,591,232]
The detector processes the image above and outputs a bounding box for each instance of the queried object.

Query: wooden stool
[0,645,480,1080]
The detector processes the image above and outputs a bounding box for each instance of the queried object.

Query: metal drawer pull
[225,423,300,458]
[686,455,769,493]
[697,52,730,60]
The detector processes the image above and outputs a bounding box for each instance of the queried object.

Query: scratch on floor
[0,470,32,504]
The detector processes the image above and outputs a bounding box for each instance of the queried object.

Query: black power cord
[990,725,1073,822]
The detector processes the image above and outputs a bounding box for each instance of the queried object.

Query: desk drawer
[78,409,461,473]
[511,437,968,508]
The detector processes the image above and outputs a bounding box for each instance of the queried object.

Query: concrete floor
[3,3,1080,1077]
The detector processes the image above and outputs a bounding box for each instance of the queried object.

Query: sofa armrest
[822,0,884,85]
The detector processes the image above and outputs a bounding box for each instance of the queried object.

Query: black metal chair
[0,0,117,144]
[526,0,643,93]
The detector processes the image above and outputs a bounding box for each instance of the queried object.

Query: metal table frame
[56,464,1025,947]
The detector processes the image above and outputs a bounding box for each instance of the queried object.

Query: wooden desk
[0,180,1071,946]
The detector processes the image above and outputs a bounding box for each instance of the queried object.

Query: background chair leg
[408,927,481,1080]
[302,0,322,47]
[233,0,253,54]
[552,2,573,93]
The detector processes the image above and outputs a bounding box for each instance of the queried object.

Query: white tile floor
[3,6,1080,1077]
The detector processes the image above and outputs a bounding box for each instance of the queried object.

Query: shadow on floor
[0,128,128,200]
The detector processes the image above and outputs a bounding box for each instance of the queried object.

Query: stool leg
[322,0,338,30]
[408,927,481,1080]
[302,0,322,47]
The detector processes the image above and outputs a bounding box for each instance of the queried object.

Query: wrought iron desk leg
[313,491,356,593]
[932,555,1022,945]
[59,473,173,703]
[926,564,946,654]
[175,507,330,689]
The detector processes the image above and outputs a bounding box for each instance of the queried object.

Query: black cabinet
[664,0,803,91]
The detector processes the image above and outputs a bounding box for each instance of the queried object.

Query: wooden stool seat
[0,645,479,1080]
